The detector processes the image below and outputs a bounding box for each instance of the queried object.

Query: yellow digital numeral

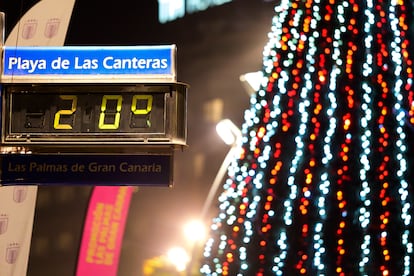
[132,95,153,127]
[54,95,77,129]
[131,95,153,114]
[99,95,123,129]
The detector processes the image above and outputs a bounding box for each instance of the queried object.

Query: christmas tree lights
[201,0,414,275]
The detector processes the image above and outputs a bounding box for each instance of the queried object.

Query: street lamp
[183,219,206,243]
[201,119,242,219]
[240,71,263,96]
[215,119,242,145]
[186,119,242,276]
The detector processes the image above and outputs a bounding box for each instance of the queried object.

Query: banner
[0,0,76,275]
[0,187,37,276]
[5,0,76,46]
[76,186,134,276]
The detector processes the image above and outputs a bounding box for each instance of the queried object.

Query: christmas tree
[201,0,414,275]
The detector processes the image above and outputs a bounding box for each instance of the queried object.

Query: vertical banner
[76,186,134,276]
[1,1,75,275]
[0,187,37,276]
[5,0,76,46]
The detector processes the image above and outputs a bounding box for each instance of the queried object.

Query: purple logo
[44,18,60,38]
[6,243,20,264]
[13,187,27,203]
[21,19,38,40]
[0,215,8,235]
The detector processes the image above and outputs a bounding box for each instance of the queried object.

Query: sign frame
[1,45,177,83]
[0,82,187,150]
[0,152,174,186]
[0,45,187,186]
[0,45,188,153]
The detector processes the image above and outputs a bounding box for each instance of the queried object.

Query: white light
[216,119,242,145]
[183,219,207,243]
[240,71,264,94]
[167,246,189,272]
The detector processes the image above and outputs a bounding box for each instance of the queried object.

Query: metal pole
[186,145,239,276]
[0,12,4,46]
[186,119,241,275]
[200,146,237,219]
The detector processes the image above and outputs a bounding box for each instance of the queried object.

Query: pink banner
[76,186,133,276]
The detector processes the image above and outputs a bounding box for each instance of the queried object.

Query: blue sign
[0,154,172,186]
[2,45,175,79]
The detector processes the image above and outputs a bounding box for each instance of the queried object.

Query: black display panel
[9,92,165,134]
[1,83,188,151]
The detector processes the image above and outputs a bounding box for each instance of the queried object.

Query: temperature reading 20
[9,91,166,134]
[54,94,153,130]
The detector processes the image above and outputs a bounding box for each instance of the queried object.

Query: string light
[201,0,414,275]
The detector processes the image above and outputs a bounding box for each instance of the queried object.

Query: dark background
[1,1,275,275]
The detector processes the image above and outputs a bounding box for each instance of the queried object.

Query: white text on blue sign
[3,46,174,76]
